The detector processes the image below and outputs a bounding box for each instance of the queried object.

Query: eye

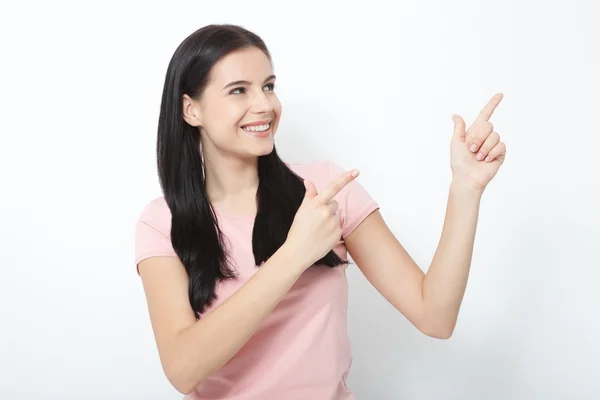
[264,83,276,91]
[230,87,245,95]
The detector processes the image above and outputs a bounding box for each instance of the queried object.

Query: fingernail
[470,143,478,152]
[485,156,490,162]
[477,152,483,161]
[351,170,359,177]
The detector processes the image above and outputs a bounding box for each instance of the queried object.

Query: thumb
[302,179,317,205]
[452,114,466,141]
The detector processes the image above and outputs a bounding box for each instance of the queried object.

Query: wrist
[450,178,485,197]
[279,241,312,273]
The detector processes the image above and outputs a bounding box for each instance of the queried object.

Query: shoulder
[136,196,172,235]
[286,158,351,188]
[286,158,341,183]
[286,158,327,173]
[134,196,178,272]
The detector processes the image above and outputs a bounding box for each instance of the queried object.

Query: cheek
[274,99,282,116]
[211,102,247,130]
[272,96,282,124]
[203,108,242,139]
[224,104,246,125]
[272,94,282,113]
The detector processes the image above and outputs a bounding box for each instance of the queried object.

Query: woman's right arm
[138,168,358,395]
[138,243,308,395]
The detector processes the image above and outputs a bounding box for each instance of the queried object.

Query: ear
[182,94,203,127]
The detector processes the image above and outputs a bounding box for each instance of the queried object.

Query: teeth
[242,122,270,132]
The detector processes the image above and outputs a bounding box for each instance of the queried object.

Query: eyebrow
[222,75,276,91]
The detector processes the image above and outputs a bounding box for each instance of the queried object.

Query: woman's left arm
[345,93,506,339]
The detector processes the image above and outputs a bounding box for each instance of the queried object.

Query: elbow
[418,308,456,339]
[426,329,453,339]
[421,322,455,340]
[166,370,202,396]
[164,359,206,395]
[175,381,197,397]
[165,369,194,395]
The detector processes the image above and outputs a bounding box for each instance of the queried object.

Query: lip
[240,119,271,127]
[241,123,272,138]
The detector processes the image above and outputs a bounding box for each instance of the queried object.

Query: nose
[250,90,274,114]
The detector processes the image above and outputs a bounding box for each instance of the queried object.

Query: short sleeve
[328,160,380,239]
[134,200,178,275]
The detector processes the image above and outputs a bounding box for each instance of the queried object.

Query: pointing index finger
[316,169,359,204]
[475,93,503,124]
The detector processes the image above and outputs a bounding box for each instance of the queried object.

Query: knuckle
[311,196,324,206]
[331,200,339,211]
[484,134,500,150]
[492,142,506,154]
[310,202,321,214]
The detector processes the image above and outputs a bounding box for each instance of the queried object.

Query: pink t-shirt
[134,159,379,399]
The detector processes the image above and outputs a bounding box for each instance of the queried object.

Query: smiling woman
[180,47,282,157]
[134,24,379,399]
[134,22,506,399]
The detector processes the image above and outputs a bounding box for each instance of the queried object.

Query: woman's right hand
[283,168,360,270]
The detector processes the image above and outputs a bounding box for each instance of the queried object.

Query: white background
[2,0,599,399]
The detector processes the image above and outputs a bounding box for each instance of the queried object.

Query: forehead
[208,47,273,84]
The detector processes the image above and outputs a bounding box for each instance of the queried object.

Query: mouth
[240,120,272,138]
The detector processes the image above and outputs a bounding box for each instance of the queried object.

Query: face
[182,47,282,158]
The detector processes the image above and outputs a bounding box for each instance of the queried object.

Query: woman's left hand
[450,93,506,192]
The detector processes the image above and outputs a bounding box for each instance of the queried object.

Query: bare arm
[138,243,308,395]
[421,180,483,336]
[344,181,483,339]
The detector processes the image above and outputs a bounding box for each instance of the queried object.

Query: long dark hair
[156,24,349,319]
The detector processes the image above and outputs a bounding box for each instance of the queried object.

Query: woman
[134,24,506,399]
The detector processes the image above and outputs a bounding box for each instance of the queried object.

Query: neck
[203,152,259,206]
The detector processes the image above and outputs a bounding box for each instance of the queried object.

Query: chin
[254,140,275,156]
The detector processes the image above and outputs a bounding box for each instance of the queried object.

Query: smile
[242,122,271,132]
[241,122,272,137]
